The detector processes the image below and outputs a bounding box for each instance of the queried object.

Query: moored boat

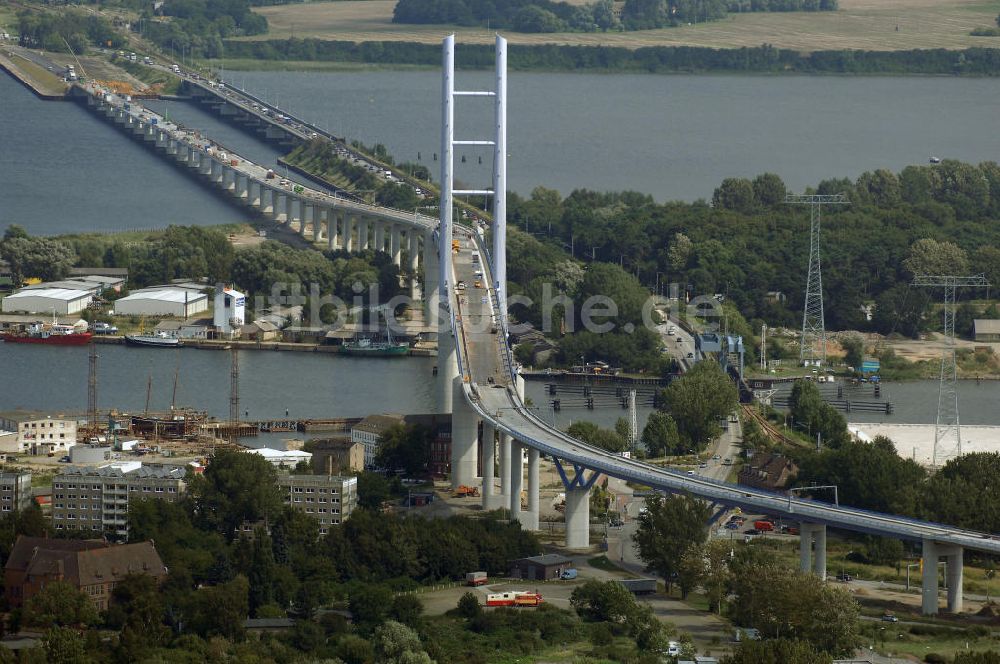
[124,332,182,348]
[1,321,92,346]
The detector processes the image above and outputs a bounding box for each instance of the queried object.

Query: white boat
[124,332,182,348]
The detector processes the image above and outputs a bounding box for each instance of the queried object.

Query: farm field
[243,0,1000,52]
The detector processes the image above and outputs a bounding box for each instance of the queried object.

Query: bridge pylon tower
[785,194,849,366]
[912,274,989,466]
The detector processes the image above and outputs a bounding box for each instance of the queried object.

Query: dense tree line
[791,423,1000,534]
[141,0,268,59]
[392,0,834,33]
[17,8,124,52]
[222,38,1000,75]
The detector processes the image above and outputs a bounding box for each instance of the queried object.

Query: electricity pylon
[785,194,850,366]
[912,274,989,466]
[229,344,240,447]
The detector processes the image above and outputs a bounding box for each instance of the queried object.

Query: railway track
[740,404,804,448]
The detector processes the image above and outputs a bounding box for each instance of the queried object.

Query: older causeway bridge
[69,81,439,303]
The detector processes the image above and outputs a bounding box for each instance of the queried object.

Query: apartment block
[276,473,357,536]
[0,472,33,514]
[52,462,186,539]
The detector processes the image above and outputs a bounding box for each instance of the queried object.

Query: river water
[3,70,1000,237]
[3,65,1000,433]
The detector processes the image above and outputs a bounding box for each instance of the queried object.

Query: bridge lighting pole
[912,274,989,466]
[784,194,849,366]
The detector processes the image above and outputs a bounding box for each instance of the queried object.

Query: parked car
[745,528,761,536]
[836,572,853,582]
[881,613,899,623]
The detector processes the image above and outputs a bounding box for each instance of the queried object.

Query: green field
[242,0,1000,52]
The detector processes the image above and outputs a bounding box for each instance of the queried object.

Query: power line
[912,274,989,466]
[785,194,850,366]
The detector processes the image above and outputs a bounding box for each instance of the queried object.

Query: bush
[924,654,946,664]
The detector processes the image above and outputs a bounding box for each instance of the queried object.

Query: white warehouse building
[115,288,208,318]
[1,288,93,315]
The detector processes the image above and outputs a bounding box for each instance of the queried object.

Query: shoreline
[89,335,437,357]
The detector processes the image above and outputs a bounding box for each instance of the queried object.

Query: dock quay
[200,417,362,439]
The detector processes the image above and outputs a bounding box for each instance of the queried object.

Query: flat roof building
[52,462,187,539]
[1,288,93,315]
[351,414,405,468]
[0,472,33,514]
[249,447,313,469]
[0,411,78,456]
[276,473,357,536]
[115,287,208,318]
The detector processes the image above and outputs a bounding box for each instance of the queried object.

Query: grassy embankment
[5,55,68,96]
[244,0,1000,52]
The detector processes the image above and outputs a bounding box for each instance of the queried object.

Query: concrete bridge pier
[261,187,274,218]
[285,195,296,229]
[344,214,355,252]
[391,225,402,266]
[922,540,964,615]
[524,448,540,531]
[315,207,328,243]
[327,209,340,251]
[509,440,523,521]
[235,174,249,201]
[498,434,511,507]
[423,231,436,314]
[409,231,421,299]
[186,147,199,168]
[222,166,236,192]
[210,160,224,184]
[554,458,597,549]
[451,376,479,490]
[375,221,386,254]
[798,523,827,579]
[249,180,262,208]
[358,217,370,251]
[564,485,590,550]
[300,204,312,239]
[481,423,497,509]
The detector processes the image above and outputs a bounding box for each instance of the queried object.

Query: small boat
[340,328,409,357]
[929,157,941,164]
[2,321,92,346]
[125,332,182,348]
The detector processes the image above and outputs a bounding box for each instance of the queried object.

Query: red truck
[466,571,488,586]
[753,520,774,532]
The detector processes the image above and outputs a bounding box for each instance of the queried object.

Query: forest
[222,38,1000,75]
[392,0,836,33]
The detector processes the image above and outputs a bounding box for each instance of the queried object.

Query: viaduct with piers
[66,38,1000,617]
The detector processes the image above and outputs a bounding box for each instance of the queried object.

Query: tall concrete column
[315,208,327,242]
[186,147,197,167]
[945,546,965,613]
[236,175,248,200]
[481,423,496,509]
[375,221,386,254]
[437,326,456,415]
[391,225,402,266]
[565,485,591,550]
[344,214,355,252]
[799,523,816,573]
[922,539,939,615]
[409,231,421,274]
[451,376,478,490]
[300,204,312,238]
[250,181,261,207]
[409,231,421,299]
[524,448,539,531]
[285,196,296,228]
[813,524,827,580]
[262,188,273,216]
[498,434,511,504]
[358,217,369,250]
[328,209,339,251]
[509,440,523,520]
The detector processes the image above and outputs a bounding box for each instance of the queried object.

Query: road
[450,225,1000,558]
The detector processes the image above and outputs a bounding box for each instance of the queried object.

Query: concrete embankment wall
[0,53,68,100]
